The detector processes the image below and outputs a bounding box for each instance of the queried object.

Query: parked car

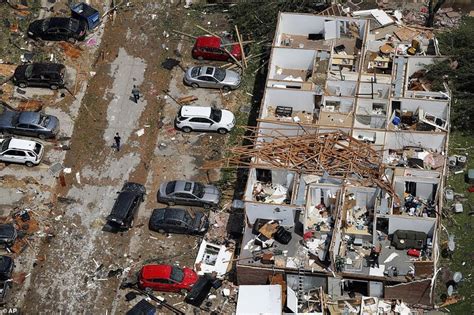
[0,108,59,139]
[0,137,44,167]
[0,256,14,281]
[174,106,235,134]
[13,63,66,90]
[27,17,86,42]
[149,208,209,235]
[157,180,221,209]
[192,36,242,62]
[138,264,198,293]
[184,66,241,91]
[0,225,17,248]
[104,182,146,232]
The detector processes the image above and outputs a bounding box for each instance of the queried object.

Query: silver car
[157,180,221,209]
[184,66,241,91]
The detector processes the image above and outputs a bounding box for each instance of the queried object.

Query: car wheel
[38,134,46,140]
[203,203,212,209]
[158,229,166,234]
[222,86,231,92]
[50,84,58,90]
[67,37,76,44]
[181,127,192,133]
[25,161,34,167]
[18,82,27,88]
[227,57,233,62]
[180,289,188,295]
[168,201,175,206]
[191,83,199,89]
[217,128,228,135]
[197,56,204,61]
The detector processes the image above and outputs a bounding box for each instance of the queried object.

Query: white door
[188,117,214,131]
[1,150,27,163]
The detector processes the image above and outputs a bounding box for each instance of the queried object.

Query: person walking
[132,85,140,103]
[114,132,121,151]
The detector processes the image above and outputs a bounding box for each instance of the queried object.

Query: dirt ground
[0,1,248,313]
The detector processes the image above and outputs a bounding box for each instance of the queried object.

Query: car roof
[152,208,187,221]
[180,106,211,118]
[18,112,40,125]
[32,63,65,74]
[195,36,222,48]
[109,191,137,220]
[173,180,194,193]
[141,264,172,279]
[6,138,39,151]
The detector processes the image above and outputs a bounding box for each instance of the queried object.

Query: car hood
[0,225,16,240]
[13,65,28,81]
[221,70,240,85]
[202,185,221,204]
[45,115,59,132]
[123,182,146,195]
[0,110,15,128]
[158,182,168,197]
[220,110,235,126]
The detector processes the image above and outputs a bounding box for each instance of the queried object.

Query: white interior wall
[352,129,386,145]
[267,80,304,89]
[269,48,316,78]
[277,13,326,38]
[346,187,377,209]
[360,74,392,84]
[406,57,446,79]
[244,168,257,201]
[245,202,297,227]
[393,98,449,119]
[257,122,310,141]
[308,185,340,207]
[357,99,388,115]
[322,96,354,113]
[384,132,446,151]
[358,82,390,99]
[387,215,436,236]
[262,88,315,118]
[326,80,357,96]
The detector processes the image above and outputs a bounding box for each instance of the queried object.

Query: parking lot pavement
[2,1,238,314]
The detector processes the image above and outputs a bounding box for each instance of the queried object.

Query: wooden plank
[234,25,247,69]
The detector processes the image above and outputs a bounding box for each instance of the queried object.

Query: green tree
[428,17,474,133]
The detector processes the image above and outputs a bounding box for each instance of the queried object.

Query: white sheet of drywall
[269,48,316,78]
[358,82,390,99]
[307,184,341,207]
[360,73,392,84]
[394,98,449,119]
[257,121,311,141]
[346,187,378,209]
[244,168,256,201]
[318,127,352,135]
[323,96,355,113]
[387,215,436,236]
[262,88,315,118]
[326,80,357,96]
[245,202,297,226]
[384,132,446,151]
[267,80,304,89]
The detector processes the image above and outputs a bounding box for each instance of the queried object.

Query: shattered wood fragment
[177,95,198,105]
[17,100,43,112]
[59,42,82,59]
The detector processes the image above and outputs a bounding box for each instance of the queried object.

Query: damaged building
[210,11,450,313]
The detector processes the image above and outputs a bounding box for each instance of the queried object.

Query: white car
[0,137,44,167]
[175,106,235,134]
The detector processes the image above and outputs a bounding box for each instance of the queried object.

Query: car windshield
[192,183,205,198]
[40,115,50,127]
[214,68,226,81]
[34,143,41,155]
[191,67,200,78]
[166,181,176,195]
[25,65,34,78]
[170,266,184,282]
[210,108,222,122]
[41,19,50,31]
[1,139,11,152]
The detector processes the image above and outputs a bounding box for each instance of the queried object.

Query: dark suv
[0,225,17,248]
[104,182,146,232]
[27,17,86,42]
[13,63,66,90]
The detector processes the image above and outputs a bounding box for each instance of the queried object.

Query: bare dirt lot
[1,1,251,313]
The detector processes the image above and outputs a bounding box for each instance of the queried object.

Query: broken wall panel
[384,279,432,305]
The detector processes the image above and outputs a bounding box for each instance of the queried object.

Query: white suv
[0,137,44,167]
[175,106,235,134]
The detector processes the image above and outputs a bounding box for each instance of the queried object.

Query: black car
[0,256,14,281]
[13,63,66,90]
[0,225,17,248]
[0,108,59,139]
[149,208,209,235]
[104,182,146,232]
[27,17,86,42]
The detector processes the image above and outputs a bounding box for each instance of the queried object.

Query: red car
[192,36,242,62]
[138,264,198,293]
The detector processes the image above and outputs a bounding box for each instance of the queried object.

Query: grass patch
[437,131,474,312]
